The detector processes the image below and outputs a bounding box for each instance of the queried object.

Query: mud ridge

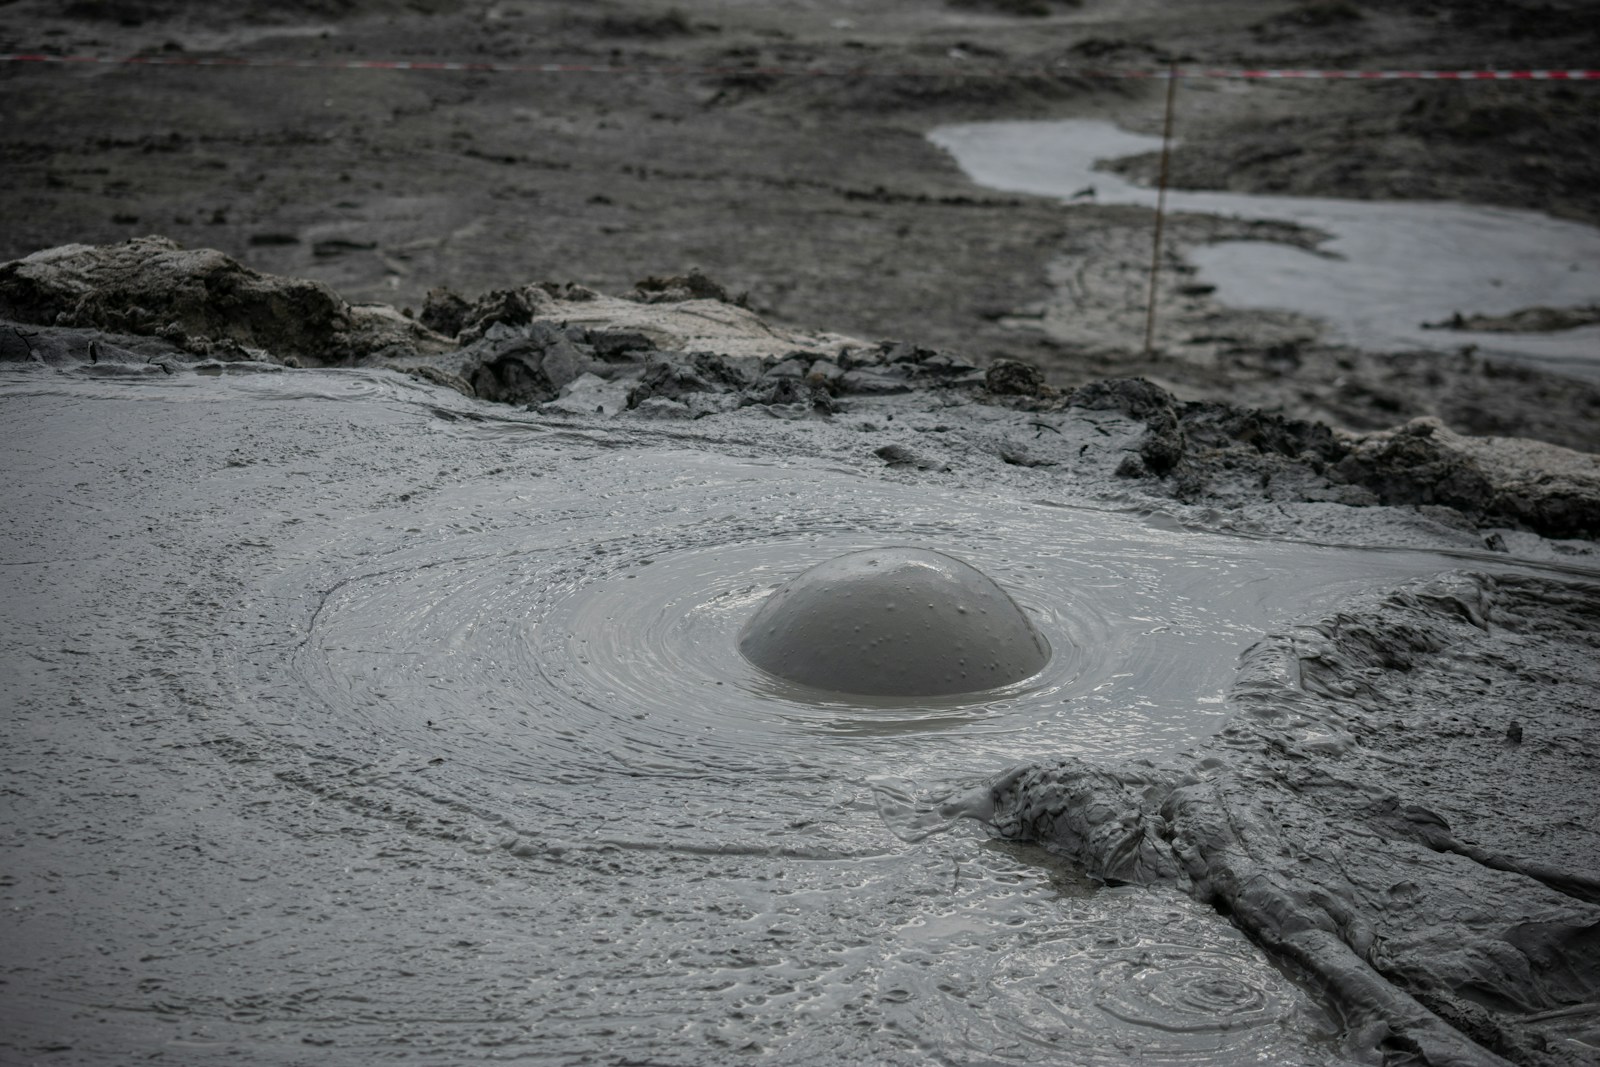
[5,237,1599,547]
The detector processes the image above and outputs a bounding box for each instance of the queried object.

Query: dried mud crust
[5,236,1598,545]
[0,236,450,364]
[979,570,1600,1066]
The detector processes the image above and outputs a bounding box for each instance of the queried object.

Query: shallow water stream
[928,119,1600,379]
[3,365,1582,1063]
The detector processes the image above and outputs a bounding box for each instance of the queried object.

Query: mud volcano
[738,548,1050,697]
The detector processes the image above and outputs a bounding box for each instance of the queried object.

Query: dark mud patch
[1425,305,1600,335]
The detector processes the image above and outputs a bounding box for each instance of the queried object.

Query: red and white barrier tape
[2,53,1597,80]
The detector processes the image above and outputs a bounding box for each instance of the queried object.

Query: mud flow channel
[929,119,1600,380]
[1,364,1587,1063]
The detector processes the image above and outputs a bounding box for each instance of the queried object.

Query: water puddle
[929,119,1600,378]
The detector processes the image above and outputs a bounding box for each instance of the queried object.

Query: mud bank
[7,238,1598,548]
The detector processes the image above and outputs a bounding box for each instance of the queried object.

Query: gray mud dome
[738,547,1051,697]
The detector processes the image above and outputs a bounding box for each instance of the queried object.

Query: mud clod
[0,236,449,365]
[629,269,743,307]
[419,286,472,339]
[985,358,1049,397]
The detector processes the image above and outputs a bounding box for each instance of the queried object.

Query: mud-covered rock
[625,350,832,415]
[1068,377,1178,422]
[985,358,1049,397]
[454,285,562,345]
[442,321,603,405]
[418,286,472,338]
[1333,418,1600,540]
[1069,378,1185,476]
[1,320,187,368]
[0,237,450,366]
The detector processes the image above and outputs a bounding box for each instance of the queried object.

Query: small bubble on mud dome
[737,547,1050,698]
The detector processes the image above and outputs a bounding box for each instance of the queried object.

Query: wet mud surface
[4,321,1599,1064]
[3,2,1600,1065]
[1,363,1370,1065]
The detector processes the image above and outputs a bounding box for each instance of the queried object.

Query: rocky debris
[458,321,610,406]
[975,572,1600,1067]
[444,283,607,346]
[0,237,450,366]
[1050,377,1599,541]
[387,312,990,416]
[1424,304,1600,334]
[417,286,473,338]
[7,241,1595,543]
[427,281,859,362]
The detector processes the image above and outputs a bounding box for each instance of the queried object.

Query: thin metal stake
[1143,63,1179,357]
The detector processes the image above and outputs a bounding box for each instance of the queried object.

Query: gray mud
[3,1,1600,1063]
[4,284,1600,1064]
[4,361,1381,1066]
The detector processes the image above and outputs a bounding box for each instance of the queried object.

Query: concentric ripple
[291,449,1460,820]
[988,935,1305,1060]
[864,881,1342,1066]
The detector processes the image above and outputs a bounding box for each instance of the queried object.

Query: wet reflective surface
[3,365,1509,1064]
[929,118,1600,379]
[738,547,1051,697]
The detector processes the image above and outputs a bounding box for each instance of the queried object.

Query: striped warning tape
[1,52,1597,80]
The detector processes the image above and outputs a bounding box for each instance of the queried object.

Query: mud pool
[3,363,1596,1065]
[928,120,1600,379]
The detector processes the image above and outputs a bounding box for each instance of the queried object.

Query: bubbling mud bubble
[737,547,1051,698]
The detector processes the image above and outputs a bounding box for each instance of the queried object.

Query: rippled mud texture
[14,360,1450,1065]
[4,0,1600,1054]
[975,572,1600,1066]
[5,278,1600,1066]
[738,547,1051,697]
